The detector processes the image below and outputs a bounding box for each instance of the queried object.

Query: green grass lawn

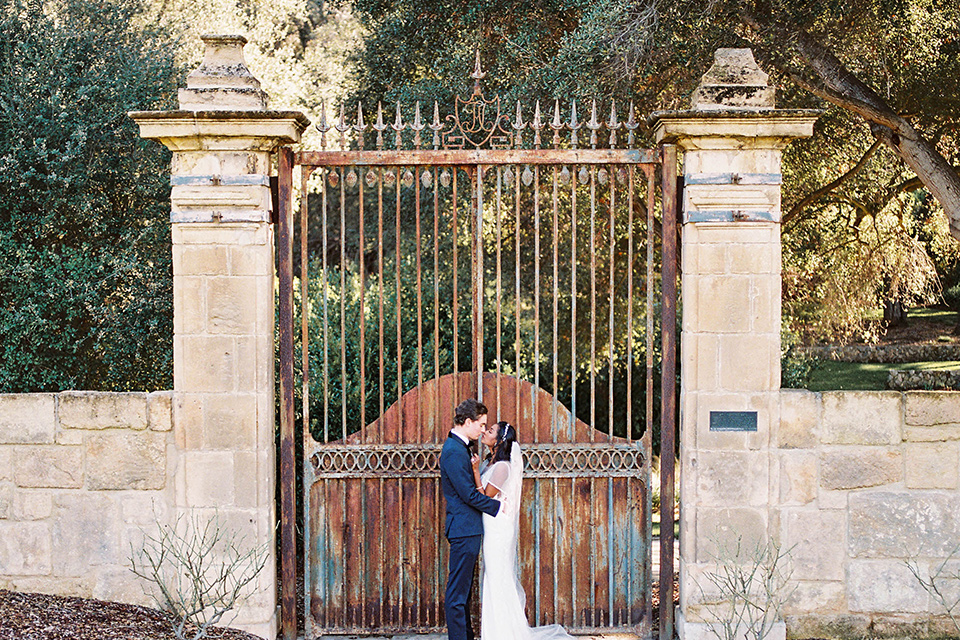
[805,360,960,391]
[798,305,960,391]
[907,306,958,323]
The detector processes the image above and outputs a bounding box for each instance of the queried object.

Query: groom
[440,398,501,640]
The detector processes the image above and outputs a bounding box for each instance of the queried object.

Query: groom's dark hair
[454,398,487,425]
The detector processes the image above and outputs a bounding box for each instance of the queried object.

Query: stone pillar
[650,49,819,640]
[131,35,308,640]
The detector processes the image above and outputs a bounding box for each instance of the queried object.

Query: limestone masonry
[0,392,174,605]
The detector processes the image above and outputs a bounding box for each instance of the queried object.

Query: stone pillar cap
[648,47,822,146]
[129,109,311,150]
[648,109,822,147]
[691,48,776,111]
[179,34,269,111]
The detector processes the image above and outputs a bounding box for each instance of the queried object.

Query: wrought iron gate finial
[569,99,580,148]
[373,102,387,150]
[307,59,653,152]
[625,101,639,148]
[551,99,564,149]
[588,99,601,149]
[470,48,486,97]
[317,100,331,149]
[391,101,405,148]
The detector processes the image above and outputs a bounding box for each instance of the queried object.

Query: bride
[471,421,572,640]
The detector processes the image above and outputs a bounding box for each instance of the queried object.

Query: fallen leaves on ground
[0,589,263,640]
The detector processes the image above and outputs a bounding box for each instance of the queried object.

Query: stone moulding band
[171,174,271,186]
[308,443,646,480]
[170,209,271,223]
[685,209,777,223]
[685,172,781,185]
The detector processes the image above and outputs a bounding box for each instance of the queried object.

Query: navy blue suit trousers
[439,433,500,640]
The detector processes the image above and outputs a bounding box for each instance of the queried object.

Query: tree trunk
[872,126,960,238]
[742,16,960,239]
[883,299,908,328]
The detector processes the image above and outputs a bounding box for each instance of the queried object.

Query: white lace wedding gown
[479,445,572,640]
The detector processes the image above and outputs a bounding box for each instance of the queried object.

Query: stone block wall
[799,344,960,363]
[887,369,960,391]
[775,389,960,638]
[0,391,175,606]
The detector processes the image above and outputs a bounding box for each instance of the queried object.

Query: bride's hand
[470,454,480,471]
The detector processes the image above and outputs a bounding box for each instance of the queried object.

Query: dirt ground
[0,578,680,640]
[877,317,958,344]
[0,589,261,640]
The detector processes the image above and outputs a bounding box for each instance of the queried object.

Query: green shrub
[781,325,818,389]
[0,0,183,391]
[944,284,960,312]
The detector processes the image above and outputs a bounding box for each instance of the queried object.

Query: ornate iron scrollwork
[309,443,645,480]
[441,51,512,149]
[313,50,639,153]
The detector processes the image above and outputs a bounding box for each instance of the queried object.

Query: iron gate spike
[335,103,349,149]
[391,101,405,149]
[430,101,442,149]
[410,101,425,149]
[354,102,367,149]
[470,48,486,97]
[551,99,563,149]
[317,99,331,149]
[587,99,601,149]
[607,101,620,149]
[531,100,543,149]
[511,100,526,148]
[624,101,639,149]
[569,99,580,148]
[373,102,387,150]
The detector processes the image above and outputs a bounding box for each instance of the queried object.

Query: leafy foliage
[944,284,960,313]
[345,0,960,342]
[780,326,818,389]
[0,0,182,391]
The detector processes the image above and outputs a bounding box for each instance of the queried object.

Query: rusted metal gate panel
[307,373,647,634]
[276,57,679,640]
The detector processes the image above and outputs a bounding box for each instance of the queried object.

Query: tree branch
[738,11,960,239]
[783,138,882,226]
[834,194,874,228]
[789,29,909,136]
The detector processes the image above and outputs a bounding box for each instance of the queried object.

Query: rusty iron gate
[277,58,678,640]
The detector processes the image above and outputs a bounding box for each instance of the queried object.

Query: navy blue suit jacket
[440,432,501,539]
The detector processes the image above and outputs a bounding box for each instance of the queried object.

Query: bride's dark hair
[491,421,517,463]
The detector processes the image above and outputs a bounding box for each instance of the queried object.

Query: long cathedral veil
[480,444,571,640]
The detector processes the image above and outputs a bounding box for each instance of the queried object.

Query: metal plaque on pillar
[709,411,758,432]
